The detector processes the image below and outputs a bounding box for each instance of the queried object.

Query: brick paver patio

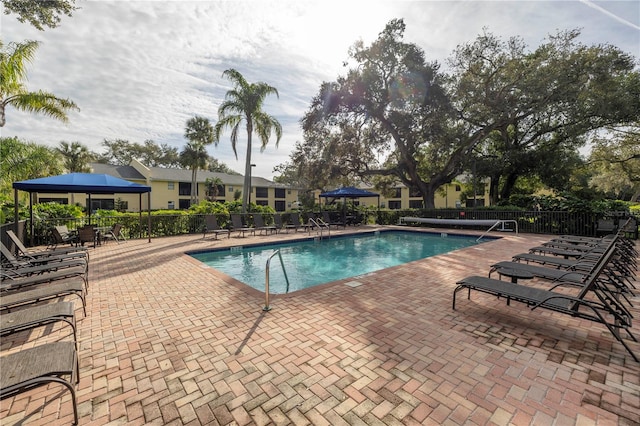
[1,225,639,425]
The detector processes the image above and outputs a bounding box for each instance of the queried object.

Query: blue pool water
[189,230,488,294]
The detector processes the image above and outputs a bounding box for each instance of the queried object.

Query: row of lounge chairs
[453,219,639,362]
[1,230,89,424]
[202,212,348,239]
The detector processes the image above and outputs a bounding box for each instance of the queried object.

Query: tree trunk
[499,172,519,201]
[242,120,253,214]
[489,173,500,205]
[191,168,197,204]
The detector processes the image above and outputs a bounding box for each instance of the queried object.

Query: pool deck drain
[1,225,638,425]
[345,280,363,288]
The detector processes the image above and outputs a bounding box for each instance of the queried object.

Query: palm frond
[7,90,79,122]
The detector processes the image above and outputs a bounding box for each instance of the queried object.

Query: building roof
[89,163,287,188]
[91,163,146,180]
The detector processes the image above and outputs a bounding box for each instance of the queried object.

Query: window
[38,198,68,204]
[179,182,191,196]
[256,200,268,206]
[179,199,191,209]
[88,199,114,212]
[255,187,268,198]
[168,182,175,190]
[392,188,402,198]
[168,201,175,209]
[388,200,401,210]
[228,186,233,193]
[455,185,461,192]
[409,200,423,209]
[275,188,286,198]
[275,200,286,211]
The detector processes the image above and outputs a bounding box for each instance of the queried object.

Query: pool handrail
[264,249,290,311]
[308,217,330,238]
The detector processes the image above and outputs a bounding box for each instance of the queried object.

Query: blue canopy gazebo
[13,173,152,243]
[319,186,380,223]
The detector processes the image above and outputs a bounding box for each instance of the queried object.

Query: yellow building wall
[315,182,490,210]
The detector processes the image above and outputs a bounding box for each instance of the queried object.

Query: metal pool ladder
[308,217,330,238]
[263,249,290,311]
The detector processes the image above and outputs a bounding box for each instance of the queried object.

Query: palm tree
[181,116,215,205]
[57,141,94,172]
[214,69,282,213]
[204,176,223,201]
[1,136,63,204]
[0,39,79,127]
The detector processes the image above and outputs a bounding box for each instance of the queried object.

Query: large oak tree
[290,20,640,208]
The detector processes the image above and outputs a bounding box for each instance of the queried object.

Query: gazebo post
[147,193,151,243]
[13,188,19,235]
[29,192,34,246]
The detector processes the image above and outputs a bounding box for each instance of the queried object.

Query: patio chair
[0,301,77,349]
[453,253,639,362]
[77,225,97,248]
[101,223,126,244]
[1,279,87,317]
[51,225,78,248]
[253,214,277,235]
[202,215,230,240]
[6,230,88,261]
[0,342,79,424]
[231,214,255,237]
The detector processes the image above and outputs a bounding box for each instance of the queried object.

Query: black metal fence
[1,210,638,248]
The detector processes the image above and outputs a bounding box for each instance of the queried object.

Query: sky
[1,0,639,180]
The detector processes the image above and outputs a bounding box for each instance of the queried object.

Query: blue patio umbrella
[319,186,380,221]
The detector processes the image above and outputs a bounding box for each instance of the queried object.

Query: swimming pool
[189,230,489,294]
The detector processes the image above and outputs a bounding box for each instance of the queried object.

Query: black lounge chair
[0,342,79,424]
[253,214,277,235]
[1,280,87,317]
[2,268,89,293]
[273,214,288,233]
[322,211,346,228]
[50,225,79,248]
[454,253,639,361]
[0,301,77,348]
[0,243,88,270]
[202,215,230,239]
[491,241,635,301]
[596,218,617,236]
[7,230,88,261]
[231,214,255,237]
[286,212,306,232]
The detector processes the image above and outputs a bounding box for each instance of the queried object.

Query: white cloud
[1,0,638,180]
